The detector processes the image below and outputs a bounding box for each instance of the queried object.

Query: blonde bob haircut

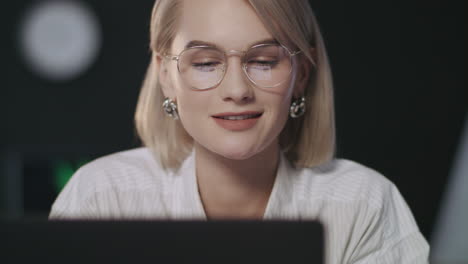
[135,0,335,170]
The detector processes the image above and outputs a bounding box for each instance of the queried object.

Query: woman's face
[160,0,302,160]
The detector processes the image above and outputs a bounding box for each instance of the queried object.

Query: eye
[248,60,278,66]
[247,59,279,70]
[192,61,222,72]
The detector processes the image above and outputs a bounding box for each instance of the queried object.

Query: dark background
[2,0,466,246]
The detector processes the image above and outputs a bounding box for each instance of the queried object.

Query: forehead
[172,0,273,52]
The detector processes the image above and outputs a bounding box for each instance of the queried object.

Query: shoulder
[293,159,429,263]
[296,158,395,209]
[49,147,168,219]
[84,147,162,171]
[73,147,165,194]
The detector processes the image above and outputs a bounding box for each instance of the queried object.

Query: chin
[220,152,255,161]
[217,148,256,160]
[212,144,259,161]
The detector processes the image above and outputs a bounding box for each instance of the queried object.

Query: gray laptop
[2,220,324,264]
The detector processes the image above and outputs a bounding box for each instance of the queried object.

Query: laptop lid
[2,220,324,264]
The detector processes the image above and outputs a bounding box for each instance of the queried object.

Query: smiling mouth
[213,113,262,120]
[211,112,262,131]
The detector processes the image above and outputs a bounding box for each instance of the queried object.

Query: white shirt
[50,147,429,263]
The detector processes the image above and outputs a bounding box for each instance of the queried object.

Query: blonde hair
[135,0,335,170]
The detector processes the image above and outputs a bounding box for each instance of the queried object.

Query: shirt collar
[171,149,298,220]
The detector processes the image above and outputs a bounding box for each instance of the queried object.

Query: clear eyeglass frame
[163,43,302,90]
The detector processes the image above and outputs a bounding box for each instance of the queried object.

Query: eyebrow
[184,38,279,50]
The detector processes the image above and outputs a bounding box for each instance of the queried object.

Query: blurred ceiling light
[18,0,102,81]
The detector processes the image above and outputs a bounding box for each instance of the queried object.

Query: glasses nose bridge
[226,49,246,58]
[225,49,247,66]
[219,49,253,100]
[222,49,249,80]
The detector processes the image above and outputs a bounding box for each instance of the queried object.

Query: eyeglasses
[164,43,301,90]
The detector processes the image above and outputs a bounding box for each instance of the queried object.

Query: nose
[217,56,254,103]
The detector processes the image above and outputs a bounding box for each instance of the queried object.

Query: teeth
[220,114,260,120]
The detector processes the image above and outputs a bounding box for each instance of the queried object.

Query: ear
[293,47,316,98]
[156,53,176,99]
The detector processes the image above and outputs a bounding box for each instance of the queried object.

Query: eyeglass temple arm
[291,50,302,56]
[163,54,179,61]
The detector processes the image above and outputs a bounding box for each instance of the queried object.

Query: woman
[50,0,429,262]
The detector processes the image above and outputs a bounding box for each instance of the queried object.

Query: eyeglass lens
[177,45,292,90]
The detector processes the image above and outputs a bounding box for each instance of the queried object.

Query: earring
[290,96,306,118]
[162,98,179,120]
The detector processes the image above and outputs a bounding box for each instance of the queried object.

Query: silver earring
[290,96,306,118]
[162,98,179,120]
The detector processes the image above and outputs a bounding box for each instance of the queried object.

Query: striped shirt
[50,147,429,263]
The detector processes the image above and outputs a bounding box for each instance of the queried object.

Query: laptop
[1,220,324,264]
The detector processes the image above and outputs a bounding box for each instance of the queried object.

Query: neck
[194,141,280,219]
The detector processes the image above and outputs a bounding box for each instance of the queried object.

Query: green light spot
[52,158,90,193]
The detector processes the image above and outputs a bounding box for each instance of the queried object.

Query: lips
[212,111,263,119]
[211,111,263,131]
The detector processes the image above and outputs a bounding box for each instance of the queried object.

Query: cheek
[177,93,206,119]
[269,97,291,133]
[171,71,199,113]
[265,79,296,134]
[175,90,212,138]
[270,78,295,118]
